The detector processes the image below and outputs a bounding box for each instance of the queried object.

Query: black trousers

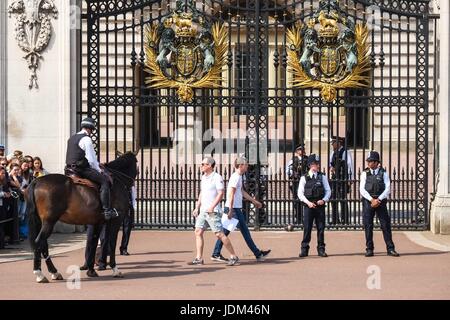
[120,206,134,252]
[0,206,5,249]
[85,224,106,269]
[363,199,395,251]
[331,181,349,224]
[4,198,19,243]
[76,168,111,210]
[301,205,326,251]
[290,182,303,224]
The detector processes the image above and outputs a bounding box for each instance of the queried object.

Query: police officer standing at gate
[297,154,331,258]
[360,151,400,257]
[285,144,308,224]
[329,136,353,225]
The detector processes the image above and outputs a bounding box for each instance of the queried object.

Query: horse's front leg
[109,218,123,278]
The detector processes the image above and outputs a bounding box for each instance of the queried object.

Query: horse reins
[105,167,135,190]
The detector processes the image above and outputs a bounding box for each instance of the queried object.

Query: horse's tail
[27,179,42,250]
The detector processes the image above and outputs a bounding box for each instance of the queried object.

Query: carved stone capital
[8,0,58,89]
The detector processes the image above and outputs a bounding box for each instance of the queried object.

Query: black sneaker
[318,251,328,257]
[211,254,229,263]
[79,264,88,271]
[299,249,309,258]
[387,250,400,257]
[256,249,271,261]
[365,249,374,257]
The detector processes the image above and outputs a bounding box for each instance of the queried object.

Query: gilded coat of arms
[287,0,371,102]
[144,0,228,103]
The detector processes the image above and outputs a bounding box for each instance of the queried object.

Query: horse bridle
[105,167,135,190]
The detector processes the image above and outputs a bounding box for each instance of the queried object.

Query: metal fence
[80,0,438,230]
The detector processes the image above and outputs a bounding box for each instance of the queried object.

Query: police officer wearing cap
[0,144,5,157]
[65,117,118,220]
[297,154,331,257]
[286,144,308,224]
[360,151,399,257]
[329,136,353,225]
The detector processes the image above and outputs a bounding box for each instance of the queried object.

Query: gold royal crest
[287,0,371,102]
[144,1,228,103]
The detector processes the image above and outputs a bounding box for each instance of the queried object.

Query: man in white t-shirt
[191,157,239,266]
[212,156,271,262]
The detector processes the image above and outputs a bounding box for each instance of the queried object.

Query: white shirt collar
[309,170,318,178]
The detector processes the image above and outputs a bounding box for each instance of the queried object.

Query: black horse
[26,151,138,283]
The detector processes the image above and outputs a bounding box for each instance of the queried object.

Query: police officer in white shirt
[360,151,399,257]
[297,154,331,258]
[65,117,117,220]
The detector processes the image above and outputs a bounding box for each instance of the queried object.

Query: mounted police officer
[297,154,331,258]
[285,144,308,224]
[329,136,353,225]
[65,117,118,220]
[359,151,399,257]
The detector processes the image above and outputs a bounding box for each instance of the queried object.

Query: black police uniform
[301,172,327,255]
[362,168,395,253]
[65,132,112,214]
[330,147,350,224]
[289,155,307,224]
[120,190,135,255]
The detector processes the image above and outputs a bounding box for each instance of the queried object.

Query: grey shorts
[195,211,223,233]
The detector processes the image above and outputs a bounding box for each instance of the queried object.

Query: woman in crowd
[32,157,49,178]
[9,163,28,240]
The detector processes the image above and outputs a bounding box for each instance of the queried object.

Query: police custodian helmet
[366,151,381,162]
[307,154,320,166]
[81,117,96,130]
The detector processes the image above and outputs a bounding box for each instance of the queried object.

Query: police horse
[26,151,138,283]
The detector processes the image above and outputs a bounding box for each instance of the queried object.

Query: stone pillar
[0,1,7,147]
[5,1,81,233]
[430,1,450,234]
[6,0,72,174]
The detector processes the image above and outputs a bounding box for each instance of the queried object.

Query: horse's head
[105,151,139,188]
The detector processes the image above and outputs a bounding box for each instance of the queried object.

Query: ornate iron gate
[80,0,436,230]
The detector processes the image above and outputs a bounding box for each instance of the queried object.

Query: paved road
[0,230,449,299]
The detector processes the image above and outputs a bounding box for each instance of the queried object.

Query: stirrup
[103,208,119,220]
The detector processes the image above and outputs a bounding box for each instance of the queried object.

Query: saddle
[65,167,113,189]
[65,167,98,189]
[70,176,98,189]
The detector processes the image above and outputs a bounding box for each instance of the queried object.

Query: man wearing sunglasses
[191,157,240,266]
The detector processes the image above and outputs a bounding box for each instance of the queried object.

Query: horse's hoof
[112,267,124,278]
[87,270,99,278]
[37,276,49,283]
[51,272,64,281]
[34,270,49,283]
